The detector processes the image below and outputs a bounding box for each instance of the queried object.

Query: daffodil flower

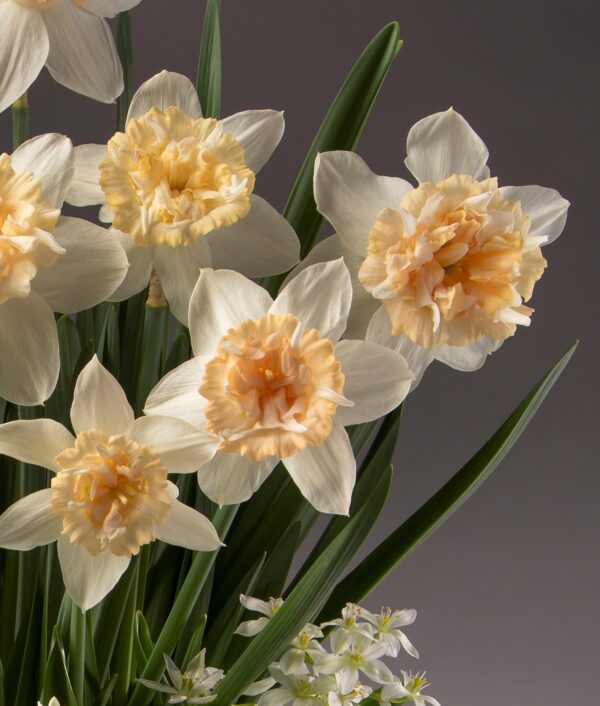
[145,259,413,515]
[381,672,441,706]
[300,108,569,384]
[0,356,221,611]
[0,133,128,405]
[0,0,141,114]
[66,70,300,324]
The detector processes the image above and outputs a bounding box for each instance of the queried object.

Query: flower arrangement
[0,2,576,706]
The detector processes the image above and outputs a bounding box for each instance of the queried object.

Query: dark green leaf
[197,0,222,118]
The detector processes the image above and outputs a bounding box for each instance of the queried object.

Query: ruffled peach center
[359,175,548,348]
[99,107,255,248]
[199,314,349,461]
[51,430,171,557]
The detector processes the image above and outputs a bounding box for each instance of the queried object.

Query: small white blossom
[258,664,335,706]
[328,676,372,706]
[381,672,441,706]
[361,607,419,658]
[280,623,327,674]
[235,595,284,637]
[321,603,374,653]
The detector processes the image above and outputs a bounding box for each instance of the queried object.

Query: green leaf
[254,521,301,601]
[40,628,77,706]
[0,661,4,706]
[44,316,81,429]
[197,0,222,118]
[104,303,121,378]
[163,332,191,377]
[68,600,86,706]
[97,673,119,706]
[319,341,578,619]
[133,303,170,415]
[11,94,29,150]
[178,614,207,672]
[9,576,43,706]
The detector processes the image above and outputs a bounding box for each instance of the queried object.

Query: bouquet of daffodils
[0,2,575,706]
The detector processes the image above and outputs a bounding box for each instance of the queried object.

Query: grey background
[1,1,598,703]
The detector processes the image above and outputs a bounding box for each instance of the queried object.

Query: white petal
[0,293,59,405]
[334,340,412,425]
[130,416,218,473]
[43,3,123,104]
[107,233,155,301]
[127,70,202,123]
[0,419,74,471]
[144,357,209,427]
[71,355,134,436]
[189,269,272,357]
[57,538,130,611]
[235,616,270,637]
[153,238,211,326]
[434,337,502,372]
[220,110,284,173]
[66,144,106,207]
[314,151,412,255]
[197,453,277,506]
[270,259,351,342]
[83,0,142,17]
[156,498,221,551]
[207,195,300,278]
[0,3,49,114]
[405,108,490,183]
[258,688,294,706]
[11,133,74,208]
[499,184,569,245]
[0,489,61,550]
[283,424,355,515]
[32,217,128,313]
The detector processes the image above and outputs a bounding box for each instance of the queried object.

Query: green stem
[117,12,133,131]
[12,94,29,149]
[69,602,86,706]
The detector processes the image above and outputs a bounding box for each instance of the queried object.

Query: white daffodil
[66,70,300,325]
[138,650,224,704]
[0,356,221,611]
[0,0,141,114]
[0,133,128,405]
[360,607,418,659]
[235,594,285,637]
[145,260,413,515]
[381,672,441,706]
[302,108,569,384]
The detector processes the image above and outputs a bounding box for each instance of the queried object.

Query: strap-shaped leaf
[197,0,222,118]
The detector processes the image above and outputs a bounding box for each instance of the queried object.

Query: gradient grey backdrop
[1,1,598,703]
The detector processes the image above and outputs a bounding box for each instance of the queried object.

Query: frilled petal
[405,108,490,183]
[207,195,300,278]
[83,0,142,17]
[127,70,202,123]
[66,144,107,207]
[219,110,284,173]
[32,217,128,313]
[71,356,135,436]
[197,453,278,506]
[499,184,569,245]
[283,423,355,515]
[0,3,49,114]
[156,494,221,551]
[270,259,351,342]
[0,293,59,405]
[434,337,502,372]
[107,233,155,301]
[0,419,74,471]
[0,489,61,550]
[314,151,412,256]
[57,538,130,611]
[11,133,74,208]
[129,416,218,473]
[189,269,272,357]
[334,340,413,425]
[42,2,123,104]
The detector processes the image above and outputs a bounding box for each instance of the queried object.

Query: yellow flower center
[51,430,171,557]
[199,314,347,461]
[359,174,547,348]
[99,107,256,248]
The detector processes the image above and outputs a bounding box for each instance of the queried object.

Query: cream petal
[189,269,272,357]
[207,195,300,278]
[144,357,209,427]
[156,498,221,551]
[42,2,123,104]
[219,110,284,173]
[405,108,490,183]
[66,143,107,207]
[283,424,355,515]
[127,70,202,123]
[130,415,218,473]
[434,337,502,372]
[57,538,130,611]
[107,233,155,301]
[0,3,49,114]
[499,184,569,245]
[197,453,277,506]
[71,355,135,436]
[0,419,74,471]
[83,0,142,17]
[32,217,128,313]
[0,489,61,551]
[0,293,59,405]
[11,133,74,208]
[270,259,351,342]
[314,151,412,256]
[334,340,413,426]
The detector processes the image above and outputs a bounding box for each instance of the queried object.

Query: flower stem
[12,93,29,149]
[69,600,86,706]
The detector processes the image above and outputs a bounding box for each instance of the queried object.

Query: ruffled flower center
[0,153,62,304]
[199,313,350,461]
[99,106,256,248]
[359,174,548,348]
[51,430,171,557]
